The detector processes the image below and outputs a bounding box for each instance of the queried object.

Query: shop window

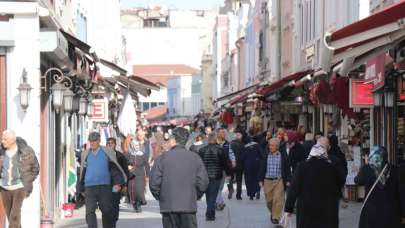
[151,102,158,108]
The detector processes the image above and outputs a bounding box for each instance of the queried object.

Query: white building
[168,74,202,117]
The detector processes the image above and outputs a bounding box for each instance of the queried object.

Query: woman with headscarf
[285,139,341,228]
[358,146,402,228]
[286,130,306,174]
[328,135,348,185]
[127,141,150,213]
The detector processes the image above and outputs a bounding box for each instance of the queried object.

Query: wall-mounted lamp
[78,97,88,116]
[51,82,66,113]
[17,70,32,112]
[63,89,74,113]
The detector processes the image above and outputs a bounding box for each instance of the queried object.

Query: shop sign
[90,99,109,122]
[365,53,386,90]
[350,79,374,108]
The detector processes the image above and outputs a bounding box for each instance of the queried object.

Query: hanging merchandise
[117,91,137,136]
[220,109,234,125]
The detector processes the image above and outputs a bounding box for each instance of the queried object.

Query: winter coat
[302,140,315,159]
[0,137,40,197]
[230,139,245,171]
[79,146,127,192]
[359,165,402,228]
[328,145,348,189]
[288,143,306,174]
[285,157,341,228]
[198,144,230,180]
[149,145,209,213]
[258,149,292,189]
[127,151,150,179]
[354,165,376,196]
[116,150,129,183]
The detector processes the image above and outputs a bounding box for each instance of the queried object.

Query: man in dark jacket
[286,131,306,174]
[229,131,245,200]
[107,137,129,228]
[285,141,341,228]
[0,130,39,228]
[258,138,291,225]
[199,133,230,221]
[149,127,209,228]
[79,132,127,228]
[328,135,348,188]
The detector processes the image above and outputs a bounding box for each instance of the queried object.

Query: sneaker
[249,196,254,200]
[206,217,215,221]
[236,197,242,200]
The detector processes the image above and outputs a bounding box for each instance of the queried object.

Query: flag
[117,90,137,136]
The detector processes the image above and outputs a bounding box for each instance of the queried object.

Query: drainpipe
[275,0,282,80]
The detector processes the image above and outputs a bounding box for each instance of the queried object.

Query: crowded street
[56,190,361,228]
[1,0,405,228]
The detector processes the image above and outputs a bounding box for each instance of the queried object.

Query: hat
[286,130,298,143]
[171,127,190,146]
[88,132,101,141]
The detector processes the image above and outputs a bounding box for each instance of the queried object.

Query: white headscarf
[308,143,328,159]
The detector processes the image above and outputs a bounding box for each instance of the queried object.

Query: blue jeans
[206,178,221,219]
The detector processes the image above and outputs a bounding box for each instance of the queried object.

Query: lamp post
[17,72,33,112]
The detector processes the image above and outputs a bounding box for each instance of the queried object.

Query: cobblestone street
[56,187,362,228]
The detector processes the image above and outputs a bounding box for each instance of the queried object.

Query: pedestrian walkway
[56,188,362,228]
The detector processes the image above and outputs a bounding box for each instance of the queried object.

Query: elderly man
[0,130,39,228]
[258,138,291,225]
[150,127,209,228]
[79,132,127,228]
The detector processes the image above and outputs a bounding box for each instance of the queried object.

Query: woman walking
[127,141,150,213]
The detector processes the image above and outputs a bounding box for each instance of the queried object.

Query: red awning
[323,0,405,74]
[214,82,260,103]
[256,70,313,96]
[330,1,405,44]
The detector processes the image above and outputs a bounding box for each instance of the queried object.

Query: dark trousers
[162,213,197,228]
[206,179,221,219]
[0,188,25,228]
[111,192,122,227]
[85,185,113,228]
[227,170,243,198]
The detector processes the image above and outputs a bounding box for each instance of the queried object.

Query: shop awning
[256,70,313,96]
[214,82,260,103]
[129,75,160,91]
[115,75,153,97]
[99,58,127,76]
[60,29,91,55]
[323,0,405,74]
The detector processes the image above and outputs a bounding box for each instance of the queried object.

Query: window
[143,18,168,28]
[158,102,165,106]
[300,0,317,47]
[151,102,157,108]
[259,31,264,63]
[142,102,150,111]
[76,11,87,42]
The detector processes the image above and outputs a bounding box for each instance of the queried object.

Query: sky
[120,0,223,9]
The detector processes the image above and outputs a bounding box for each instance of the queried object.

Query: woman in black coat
[285,143,341,228]
[127,141,150,213]
[241,135,264,200]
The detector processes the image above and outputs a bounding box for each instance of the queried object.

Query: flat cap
[88,132,101,141]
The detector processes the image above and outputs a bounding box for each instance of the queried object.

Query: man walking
[0,130,39,228]
[258,138,291,225]
[106,137,129,228]
[150,127,209,228]
[216,128,235,210]
[229,130,245,200]
[79,132,127,228]
[199,133,230,221]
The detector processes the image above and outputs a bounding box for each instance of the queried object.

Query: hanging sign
[350,79,374,108]
[90,99,109,122]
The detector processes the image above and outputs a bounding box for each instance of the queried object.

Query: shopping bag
[280,213,294,228]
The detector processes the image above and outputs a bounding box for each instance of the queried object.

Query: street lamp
[373,93,382,107]
[51,82,66,113]
[384,90,395,108]
[63,89,74,113]
[78,97,88,116]
[17,73,33,112]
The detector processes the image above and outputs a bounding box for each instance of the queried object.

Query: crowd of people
[70,119,405,228]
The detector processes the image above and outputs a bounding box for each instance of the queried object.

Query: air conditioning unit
[40,30,73,69]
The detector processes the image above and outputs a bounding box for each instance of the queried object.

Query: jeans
[206,179,221,219]
[227,170,243,198]
[162,213,197,228]
[85,185,113,228]
[0,188,25,228]
[111,192,122,227]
